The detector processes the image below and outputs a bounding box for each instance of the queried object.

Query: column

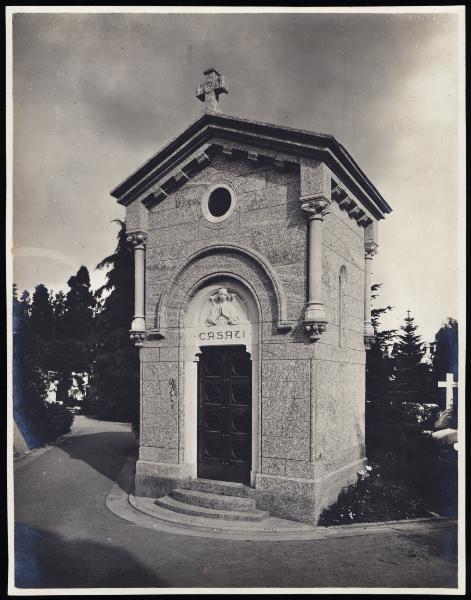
[301,197,331,341]
[363,240,378,349]
[127,231,147,346]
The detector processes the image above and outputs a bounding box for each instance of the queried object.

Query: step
[180,478,253,498]
[129,495,318,538]
[154,495,268,522]
[170,488,257,512]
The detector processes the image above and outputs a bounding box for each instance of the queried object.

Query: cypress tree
[52,290,67,339]
[63,266,96,341]
[432,317,458,420]
[50,266,96,376]
[29,284,54,341]
[432,318,458,388]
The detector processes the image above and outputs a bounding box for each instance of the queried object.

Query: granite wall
[131,150,368,524]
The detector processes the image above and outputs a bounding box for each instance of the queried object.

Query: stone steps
[179,477,254,498]
[155,494,268,522]
[129,494,319,539]
[170,488,256,512]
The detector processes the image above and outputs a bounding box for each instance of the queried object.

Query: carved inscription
[198,329,247,341]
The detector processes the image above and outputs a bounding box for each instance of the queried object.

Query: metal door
[197,345,252,484]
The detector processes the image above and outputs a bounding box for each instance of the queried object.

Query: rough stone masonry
[110,68,392,525]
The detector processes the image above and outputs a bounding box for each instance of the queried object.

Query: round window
[208,187,232,218]
[202,183,237,223]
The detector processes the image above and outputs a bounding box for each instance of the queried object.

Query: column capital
[305,321,328,342]
[130,330,147,347]
[127,231,147,250]
[364,240,378,258]
[364,332,376,350]
[301,196,332,219]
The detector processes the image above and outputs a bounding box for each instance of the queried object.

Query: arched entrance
[182,278,260,486]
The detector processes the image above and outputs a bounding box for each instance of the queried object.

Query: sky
[10,9,463,341]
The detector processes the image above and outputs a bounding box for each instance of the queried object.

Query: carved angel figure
[205,287,240,326]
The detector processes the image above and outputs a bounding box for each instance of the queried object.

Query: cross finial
[196,68,228,114]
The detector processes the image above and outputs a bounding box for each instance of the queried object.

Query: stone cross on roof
[196,68,228,114]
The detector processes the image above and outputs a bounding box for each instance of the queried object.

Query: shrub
[85,345,140,432]
[43,403,74,441]
[318,464,431,526]
[14,322,75,448]
[16,402,74,448]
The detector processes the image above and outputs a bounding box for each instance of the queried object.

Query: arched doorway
[182,278,260,486]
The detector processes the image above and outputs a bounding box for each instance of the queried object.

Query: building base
[134,456,366,525]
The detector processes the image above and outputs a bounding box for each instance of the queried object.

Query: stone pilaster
[301,197,331,342]
[127,231,147,345]
[363,239,378,349]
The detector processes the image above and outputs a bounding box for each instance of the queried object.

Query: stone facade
[111,99,391,525]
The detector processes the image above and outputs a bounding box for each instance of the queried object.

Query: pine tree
[393,310,430,400]
[395,310,424,366]
[88,220,140,432]
[387,310,436,439]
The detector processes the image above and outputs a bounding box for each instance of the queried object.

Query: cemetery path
[14,416,458,590]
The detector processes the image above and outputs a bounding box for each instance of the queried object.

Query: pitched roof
[111,112,392,218]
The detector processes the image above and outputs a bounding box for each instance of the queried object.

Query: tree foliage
[29,284,54,341]
[432,318,458,387]
[13,286,73,448]
[391,310,433,406]
[86,220,140,433]
[366,284,397,400]
[366,296,435,448]
[63,266,96,341]
[365,292,455,516]
[431,317,458,424]
[13,220,140,442]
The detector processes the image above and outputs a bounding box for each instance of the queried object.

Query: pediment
[110,113,391,218]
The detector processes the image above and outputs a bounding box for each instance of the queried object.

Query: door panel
[197,345,252,484]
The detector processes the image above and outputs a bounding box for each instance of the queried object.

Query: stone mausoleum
[111,69,392,525]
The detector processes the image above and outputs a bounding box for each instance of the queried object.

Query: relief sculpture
[204,287,241,326]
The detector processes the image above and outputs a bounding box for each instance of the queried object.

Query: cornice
[111,113,392,218]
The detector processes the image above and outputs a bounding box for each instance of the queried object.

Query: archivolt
[151,242,292,338]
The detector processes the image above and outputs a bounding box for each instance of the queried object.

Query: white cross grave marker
[437,372,458,410]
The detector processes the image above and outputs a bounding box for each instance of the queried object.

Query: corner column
[301,197,331,341]
[363,236,378,349]
[127,231,147,346]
